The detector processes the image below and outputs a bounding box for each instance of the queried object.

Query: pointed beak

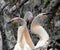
[43,12,52,15]
[7,17,19,24]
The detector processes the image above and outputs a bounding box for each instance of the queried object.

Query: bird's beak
[7,17,18,24]
[43,12,52,15]
[12,18,18,23]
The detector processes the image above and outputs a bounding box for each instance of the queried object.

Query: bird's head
[38,13,47,21]
[38,12,52,20]
[24,11,33,23]
[7,17,26,26]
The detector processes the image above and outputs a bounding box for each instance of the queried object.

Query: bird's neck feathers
[17,25,34,49]
[31,25,49,42]
[31,16,43,27]
[31,14,47,27]
[31,18,40,31]
[23,27,34,48]
[17,26,25,43]
[31,16,49,42]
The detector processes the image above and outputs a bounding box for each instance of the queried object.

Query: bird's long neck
[31,19,49,42]
[17,26,34,49]
[17,20,26,43]
[23,27,34,48]
[17,26,25,43]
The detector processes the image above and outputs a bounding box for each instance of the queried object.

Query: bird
[24,11,40,46]
[30,13,50,50]
[24,11,33,22]
[24,11,33,29]
[8,17,34,50]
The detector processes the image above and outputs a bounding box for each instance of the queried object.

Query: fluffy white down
[14,26,32,50]
[31,25,49,49]
[24,11,33,21]
[14,44,22,50]
[14,43,32,50]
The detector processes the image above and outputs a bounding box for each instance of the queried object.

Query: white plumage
[31,13,49,49]
[13,18,34,50]
[24,11,33,22]
[13,13,50,50]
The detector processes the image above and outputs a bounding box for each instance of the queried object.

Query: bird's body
[24,11,33,29]
[31,13,49,49]
[14,34,32,50]
[31,25,49,48]
[13,17,34,50]
[10,13,49,50]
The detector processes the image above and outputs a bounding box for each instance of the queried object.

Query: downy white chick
[31,13,49,49]
[9,17,34,50]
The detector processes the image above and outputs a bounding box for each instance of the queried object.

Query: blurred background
[0,0,60,50]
